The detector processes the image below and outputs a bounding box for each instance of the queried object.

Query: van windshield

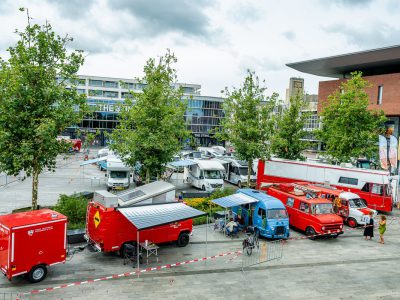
[267,209,288,219]
[204,170,223,179]
[311,203,333,215]
[348,198,367,208]
[239,167,256,176]
[110,171,128,179]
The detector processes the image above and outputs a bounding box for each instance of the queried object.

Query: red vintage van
[265,184,344,238]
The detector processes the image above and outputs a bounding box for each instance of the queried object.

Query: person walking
[363,211,374,240]
[378,215,387,244]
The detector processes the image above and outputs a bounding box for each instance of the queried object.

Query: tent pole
[137,231,140,278]
[205,215,208,265]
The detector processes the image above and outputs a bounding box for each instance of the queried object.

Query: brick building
[287,45,400,137]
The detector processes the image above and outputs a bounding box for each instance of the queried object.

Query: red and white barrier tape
[18,251,241,298]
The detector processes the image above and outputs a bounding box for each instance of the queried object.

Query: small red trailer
[0,209,67,283]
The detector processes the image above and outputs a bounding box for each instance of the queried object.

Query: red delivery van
[0,209,67,283]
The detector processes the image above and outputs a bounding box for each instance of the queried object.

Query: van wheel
[177,232,190,247]
[238,181,242,188]
[201,185,206,191]
[27,265,47,283]
[305,227,316,240]
[347,218,357,228]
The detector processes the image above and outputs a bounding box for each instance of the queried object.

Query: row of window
[88,90,119,98]
[187,99,223,109]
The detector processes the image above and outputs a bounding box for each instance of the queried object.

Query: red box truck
[0,209,67,283]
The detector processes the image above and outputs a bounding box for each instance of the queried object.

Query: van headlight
[340,225,343,229]
[322,226,325,230]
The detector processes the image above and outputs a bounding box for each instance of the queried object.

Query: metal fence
[0,292,21,300]
[241,239,283,271]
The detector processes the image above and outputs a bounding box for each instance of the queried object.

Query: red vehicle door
[285,197,296,227]
[338,199,349,218]
[298,201,310,231]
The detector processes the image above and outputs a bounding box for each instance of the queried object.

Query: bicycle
[242,227,259,256]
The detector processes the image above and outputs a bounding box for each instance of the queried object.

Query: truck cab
[230,189,290,239]
[305,183,378,228]
[266,184,344,238]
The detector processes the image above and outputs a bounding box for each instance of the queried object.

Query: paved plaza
[0,151,399,299]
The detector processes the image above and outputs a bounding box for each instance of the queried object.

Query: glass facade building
[65,75,224,146]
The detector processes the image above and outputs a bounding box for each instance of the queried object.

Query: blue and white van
[231,189,290,239]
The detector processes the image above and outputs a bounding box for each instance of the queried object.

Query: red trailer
[0,209,67,283]
[86,184,205,254]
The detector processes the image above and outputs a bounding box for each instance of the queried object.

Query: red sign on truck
[0,209,67,283]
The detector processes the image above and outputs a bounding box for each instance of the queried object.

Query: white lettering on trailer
[111,246,119,249]
[11,233,14,263]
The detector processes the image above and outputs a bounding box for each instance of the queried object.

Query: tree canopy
[0,9,86,209]
[317,71,386,164]
[109,50,188,182]
[217,70,277,185]
[271,93,310,160]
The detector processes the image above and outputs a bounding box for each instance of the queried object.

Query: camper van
[222,157,256,188]
[185,159,225,192]
[105,155,132,191]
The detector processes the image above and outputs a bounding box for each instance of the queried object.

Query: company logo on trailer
[27,230,34,236]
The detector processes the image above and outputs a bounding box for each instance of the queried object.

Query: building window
[104,81,118,88]
[377,85,383,105]
[89,80,103,87]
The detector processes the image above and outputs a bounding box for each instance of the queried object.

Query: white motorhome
[105,155,132,191]
[184,159,225,192]
[222,157,256,188]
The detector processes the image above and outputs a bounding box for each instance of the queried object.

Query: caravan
[184,159,225,192]
[222,157,256,188]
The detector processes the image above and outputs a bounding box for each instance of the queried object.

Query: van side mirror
[199,175,204,180]
[105,174,107,177]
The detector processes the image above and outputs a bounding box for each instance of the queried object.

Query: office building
[65,75,224,146]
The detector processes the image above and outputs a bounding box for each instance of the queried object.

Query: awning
[80,156,107,166]
[168,160,197,168]
[211,193,258,208]
[118,203,206,231]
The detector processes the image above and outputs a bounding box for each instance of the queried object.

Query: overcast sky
[0,0,399,98]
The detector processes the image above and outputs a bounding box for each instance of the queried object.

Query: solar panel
[118,190,146,203]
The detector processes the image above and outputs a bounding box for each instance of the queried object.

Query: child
[378,215,387,244]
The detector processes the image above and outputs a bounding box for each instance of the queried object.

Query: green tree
[109,50,188,182]
[217,70,278,186]
[317,71,386,163]
[271,93,310,160]
[0,9,86,210]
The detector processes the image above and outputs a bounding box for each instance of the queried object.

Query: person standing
[363,211,374,240]
[378,215,387,244]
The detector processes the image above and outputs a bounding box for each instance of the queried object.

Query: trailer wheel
[201,185,206,191]
[237,181,242,188]
[347,218,358,228]
[27,265,47,283]
[177,232,190,247]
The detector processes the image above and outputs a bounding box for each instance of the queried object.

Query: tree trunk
[248,161,252,189]
[146,168,150,184]
[32,167,39,210]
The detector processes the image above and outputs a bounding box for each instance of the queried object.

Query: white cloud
[0,0,398,98]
